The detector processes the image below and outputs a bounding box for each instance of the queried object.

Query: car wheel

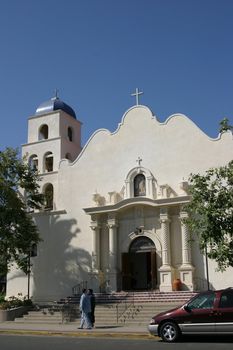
[160,321,180,342]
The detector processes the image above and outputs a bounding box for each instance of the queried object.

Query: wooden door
[150,251,157,289]
[121,253,131,290]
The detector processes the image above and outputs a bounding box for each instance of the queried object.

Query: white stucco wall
[6,105,233,301]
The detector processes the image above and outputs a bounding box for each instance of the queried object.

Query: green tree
[185,161,233,271]
[0,148,43,275]
[219,117,233,133]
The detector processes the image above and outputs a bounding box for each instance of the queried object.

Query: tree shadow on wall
[31,213,92,301]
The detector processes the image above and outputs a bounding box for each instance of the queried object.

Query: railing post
[72,280,88,296]
[116,304,119,324]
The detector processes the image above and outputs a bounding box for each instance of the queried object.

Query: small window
[29,154,38,171]
[39,124,49,140]
[134,174,146,197]
[68,127,73,142]
[44,152,53,172]
[44,183,53,210]
[129,237,155,253]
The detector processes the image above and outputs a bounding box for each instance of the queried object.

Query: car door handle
[209,311,222,316]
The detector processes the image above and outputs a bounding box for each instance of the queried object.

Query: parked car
[148,287,233,342]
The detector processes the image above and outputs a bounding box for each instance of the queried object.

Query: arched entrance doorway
[121,236,156,291]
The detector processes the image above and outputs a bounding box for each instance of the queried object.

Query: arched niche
[124,167,157,199]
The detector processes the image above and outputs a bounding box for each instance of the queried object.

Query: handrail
[116,292,135,323]
[61,303,79,323]
[72,280,88,295]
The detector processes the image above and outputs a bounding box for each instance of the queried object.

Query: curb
[0,329,156,340]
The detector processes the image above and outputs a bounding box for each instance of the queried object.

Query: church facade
[6,95,233,302]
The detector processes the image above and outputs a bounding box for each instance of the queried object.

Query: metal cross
[53,88,59,99]
[136,156,142,167]
[131,88,143,105]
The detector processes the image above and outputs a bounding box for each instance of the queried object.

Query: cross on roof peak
[131,88,143,106]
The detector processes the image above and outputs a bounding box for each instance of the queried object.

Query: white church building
[6,92,233,302]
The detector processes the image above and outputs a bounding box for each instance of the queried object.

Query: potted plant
[0,293,33,322]
[172,278,182,291]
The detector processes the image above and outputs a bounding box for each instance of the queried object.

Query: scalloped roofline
[162,112,232,141]
[70,127,111,165]
[62,105,232,168]
[116,105,229,141]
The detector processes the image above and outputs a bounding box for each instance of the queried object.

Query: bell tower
[22,95,82,210]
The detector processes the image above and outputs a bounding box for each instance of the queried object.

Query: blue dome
[35,97,76,119]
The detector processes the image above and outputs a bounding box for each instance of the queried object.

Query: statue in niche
[134,174,146,197]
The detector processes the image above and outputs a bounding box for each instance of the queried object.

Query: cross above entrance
[131,88,143,106]
[136,156,142,167]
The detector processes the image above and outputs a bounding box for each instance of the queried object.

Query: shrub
[0,293,33,310]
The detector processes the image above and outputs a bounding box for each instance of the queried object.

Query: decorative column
[178,210,194,290]
[89,219,101,292]
[161,216,171,266]
[159,208,174,292]
[125,179,130,199]
[147,175,154,199]
[106,215,118,291]
[108,219,118,273]
[180,211,192,265]
[90,220,100,272]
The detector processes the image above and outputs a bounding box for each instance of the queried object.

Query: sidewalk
[0,321,154,339]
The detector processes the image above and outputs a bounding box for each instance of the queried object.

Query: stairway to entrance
[63,290,196,304]
[14,291,196,326]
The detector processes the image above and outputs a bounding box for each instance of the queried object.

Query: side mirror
[183,305,191,313]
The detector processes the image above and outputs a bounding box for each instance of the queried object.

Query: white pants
[80,311,92,328]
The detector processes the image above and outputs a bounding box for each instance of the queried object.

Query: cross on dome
[52,88,59,100]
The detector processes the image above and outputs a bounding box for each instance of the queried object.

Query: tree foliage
[0,148,44,275]
[185,161,233,271]
[219,117,233,134]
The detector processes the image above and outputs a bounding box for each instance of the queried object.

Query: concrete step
[14,301,182,325]
[63,291,196,305]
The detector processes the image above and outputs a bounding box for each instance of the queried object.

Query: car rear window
[219,290,233,308]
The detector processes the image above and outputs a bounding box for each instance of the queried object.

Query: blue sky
[0,0,233,150]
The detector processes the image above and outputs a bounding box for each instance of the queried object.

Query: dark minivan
[148,287,233,342]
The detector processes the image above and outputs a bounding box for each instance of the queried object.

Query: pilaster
[159,208,174,292]
[106,215,118,291]
[125,179,130,199]
[90,220,101,273]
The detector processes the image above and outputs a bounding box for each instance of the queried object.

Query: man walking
[88,288,96,327]
[78,288,92,329]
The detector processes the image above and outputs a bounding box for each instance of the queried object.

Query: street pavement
[0,321,153,339]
